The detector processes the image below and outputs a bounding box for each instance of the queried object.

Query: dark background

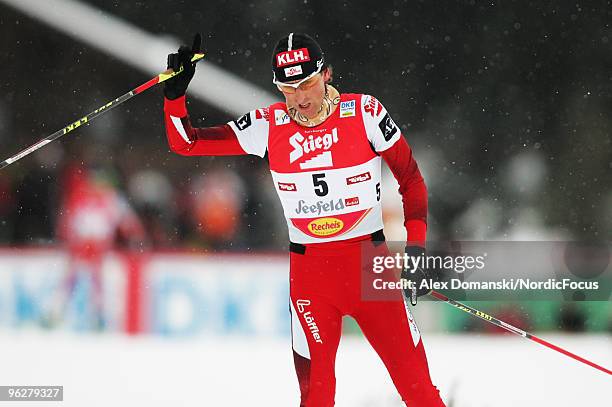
[0,0,610,249]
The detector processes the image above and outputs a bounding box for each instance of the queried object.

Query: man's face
[278,69,331,119]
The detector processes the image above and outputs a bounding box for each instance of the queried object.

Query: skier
[163,33,445,407]
[54,163,145,329]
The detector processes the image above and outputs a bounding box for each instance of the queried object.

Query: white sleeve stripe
[231,125,253,154]
[227,112,269,158]
[374,135,400,153]
[170,115,192,145]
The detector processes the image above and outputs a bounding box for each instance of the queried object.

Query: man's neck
[287,85,340,127]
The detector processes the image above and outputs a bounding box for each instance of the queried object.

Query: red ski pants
[289,234,445,407]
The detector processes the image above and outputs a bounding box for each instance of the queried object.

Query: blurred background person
[48,159,146,330]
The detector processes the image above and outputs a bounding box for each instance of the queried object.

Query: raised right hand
[164,33,202,100]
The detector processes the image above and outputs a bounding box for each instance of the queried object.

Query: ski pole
[429,290,612,375]
[0,53,205,170]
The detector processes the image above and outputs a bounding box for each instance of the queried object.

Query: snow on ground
[0,331,609,406]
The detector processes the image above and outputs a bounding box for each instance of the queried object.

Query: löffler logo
[295,299,323,344]
[296,299,310,313]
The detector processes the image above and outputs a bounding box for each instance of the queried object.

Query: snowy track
[0,332,609,406]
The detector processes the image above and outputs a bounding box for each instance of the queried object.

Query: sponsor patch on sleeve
[233,113,252,131]
[378,112,398,141]
[255,108,269,121]
[364,96,382,117]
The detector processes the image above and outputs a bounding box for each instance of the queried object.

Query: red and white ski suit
[164,93,445,406]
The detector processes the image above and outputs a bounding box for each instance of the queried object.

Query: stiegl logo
[295,299,323,344]
[289,128,339,163]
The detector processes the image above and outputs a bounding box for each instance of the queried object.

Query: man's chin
[297,108,315,119]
